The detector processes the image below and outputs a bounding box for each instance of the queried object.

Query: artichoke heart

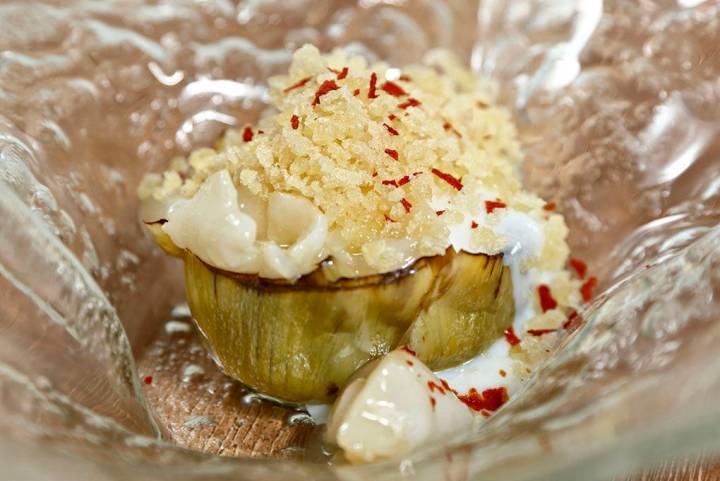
[149,223,514,403]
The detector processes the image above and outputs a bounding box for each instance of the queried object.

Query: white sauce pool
[438,209,545,396]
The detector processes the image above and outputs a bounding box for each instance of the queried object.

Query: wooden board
[138,319,319,460]
[138,320,720,478]
[623,456,720,481]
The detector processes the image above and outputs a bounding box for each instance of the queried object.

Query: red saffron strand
[439,379,458,395]
[436,210,446,216]
[442,121,462,137]
[143,375,153,385]
[400,198,412,213]
[471,220,479,229]
[400,345,417,356]
[335,67,349,80]
[353,88,360,96]
[485,200,507,214]
[398,98,421,109]
[538,285,558,312]
[563,310,582,330]
[384,213,396,223]
[431,168,463,190]
[368,72,379,99]
[580,277,598,302]
[290,114,299,130]
[383,123,399,136]
[543,202,556,211]
[457,387,508,413]
[380,81,407,97]
[384,148,399,160]
[527,328,557,336]
[242,126,253,142]
[379,176,408,187]
[283,76,312,93]
[569,258,588,279]
[504,327,521,346]
[312,80,340,106]
[427,381,446,395]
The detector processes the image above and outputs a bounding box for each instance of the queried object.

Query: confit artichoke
[148,221,514,403]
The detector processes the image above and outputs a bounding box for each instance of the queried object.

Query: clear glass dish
[1,1,720,480]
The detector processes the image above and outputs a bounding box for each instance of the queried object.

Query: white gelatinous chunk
[325,349,475,464]
[163,170,261,273]
[237,182,267,240]
[162,170,327,279]
[261,191,328,279]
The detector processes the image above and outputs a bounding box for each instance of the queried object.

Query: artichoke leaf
[401,253,514,370]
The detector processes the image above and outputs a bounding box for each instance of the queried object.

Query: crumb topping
[139,45,571,280]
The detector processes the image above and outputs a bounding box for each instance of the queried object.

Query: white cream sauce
[437,210,545,396]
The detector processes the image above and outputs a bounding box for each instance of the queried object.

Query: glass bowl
[1,1,720,480]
